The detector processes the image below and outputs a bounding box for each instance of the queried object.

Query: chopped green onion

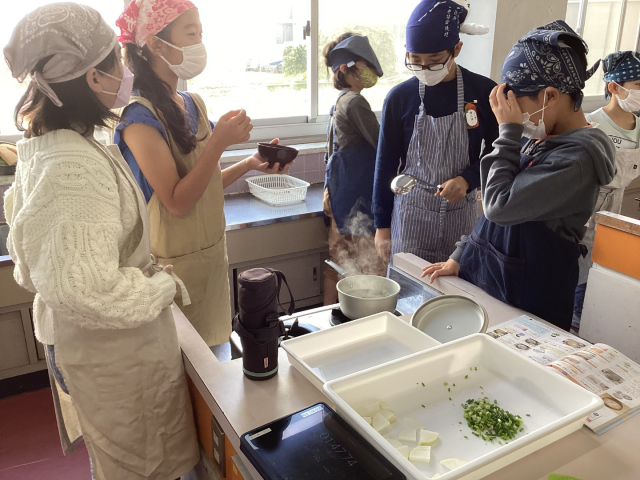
[475,367,478,371]
[461,397,524,443]
[470,367,473,371]
[422,382,425,386]
[422,404,426,408]
[453,383,456,387]
[444,382,448,386]
[465,375,469,379]
[526,414,531,417]
[464,436,468,439]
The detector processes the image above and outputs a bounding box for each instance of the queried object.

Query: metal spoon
[390,174,418,195]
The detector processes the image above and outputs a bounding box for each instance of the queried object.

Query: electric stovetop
[229,265,441,357]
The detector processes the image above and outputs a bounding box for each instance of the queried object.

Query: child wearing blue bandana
[573,51,640,332]
[372,0,499,265]
[422,21,616,332]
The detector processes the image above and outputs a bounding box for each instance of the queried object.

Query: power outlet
[199,445,222,480]
[211,415,226,477]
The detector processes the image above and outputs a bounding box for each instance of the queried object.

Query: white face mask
[413,56,453,86]
[98,66,134,109]
[156,37,207,80]
[522,89,548,140]
[615,82,640,113]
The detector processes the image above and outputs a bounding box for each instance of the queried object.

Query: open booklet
[486,315,640,434]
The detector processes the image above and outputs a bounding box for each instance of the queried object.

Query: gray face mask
[156,37,207,80]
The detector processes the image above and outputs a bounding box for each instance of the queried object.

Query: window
[317,0,419,117]
[566,0,640,98]
[0,1,124,136]
[0,0,425,143]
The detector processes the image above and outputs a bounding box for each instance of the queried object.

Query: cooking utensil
[325,260,401,320]
[411,295,488,343]
[257,142,299,169]
[337,275,400,320]
[324,259,347,278]
[390,174,417,195]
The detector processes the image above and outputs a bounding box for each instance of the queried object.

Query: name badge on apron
[465,102,479,129]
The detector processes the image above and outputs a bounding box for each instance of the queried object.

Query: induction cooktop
[240,403,406,480]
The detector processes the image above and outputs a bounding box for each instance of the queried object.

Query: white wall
[456,0,499,78]
[456,0,569,82]
[490,0,569,81]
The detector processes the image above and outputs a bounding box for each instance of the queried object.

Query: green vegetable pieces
[461,397,524,443]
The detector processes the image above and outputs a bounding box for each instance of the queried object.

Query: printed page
[485,315,591,365]
[547,344,640,431]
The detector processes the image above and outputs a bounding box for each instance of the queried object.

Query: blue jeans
[572,283,587,330]
[45,344,69,395]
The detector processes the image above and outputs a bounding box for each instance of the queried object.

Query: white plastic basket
[246,174,310,206]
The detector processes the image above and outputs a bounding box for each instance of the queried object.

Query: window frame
[571,0,640,112]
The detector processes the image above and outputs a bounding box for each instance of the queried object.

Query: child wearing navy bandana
[422,21,616,332]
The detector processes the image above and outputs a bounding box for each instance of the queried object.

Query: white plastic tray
[282,312,441,390]
[324,333,604,480]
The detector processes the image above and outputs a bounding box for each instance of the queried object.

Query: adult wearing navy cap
[373,0,499,265]
[573,51,640,331]
[422,21,616,332]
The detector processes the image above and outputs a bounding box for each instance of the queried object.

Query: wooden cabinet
[0,262,45,380]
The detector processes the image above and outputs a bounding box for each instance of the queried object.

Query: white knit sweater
[4,129,176,345]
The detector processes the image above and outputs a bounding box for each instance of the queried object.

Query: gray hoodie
[451,123,616,262]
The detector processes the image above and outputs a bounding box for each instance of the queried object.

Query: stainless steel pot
[411,295,488,343]
[325,260,400,320]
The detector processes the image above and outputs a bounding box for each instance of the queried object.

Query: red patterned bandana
[116,0,195,47]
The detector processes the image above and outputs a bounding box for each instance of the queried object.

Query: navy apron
[324,91,377,236]
[390,66,477,263]
[458,141,583,331]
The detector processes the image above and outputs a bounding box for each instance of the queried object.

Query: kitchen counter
[0,175,14,186]
[177,252,640,480]
[224,183,324,231]
[0,255,13,268]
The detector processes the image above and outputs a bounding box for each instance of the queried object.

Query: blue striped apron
[390,66,477,263]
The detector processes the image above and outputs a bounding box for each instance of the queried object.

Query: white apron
[578,147,640,283]
[54,142,199,480]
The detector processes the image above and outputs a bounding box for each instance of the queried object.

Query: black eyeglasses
[405,54,452,72]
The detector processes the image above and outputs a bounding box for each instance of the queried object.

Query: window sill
[220,141,326,164]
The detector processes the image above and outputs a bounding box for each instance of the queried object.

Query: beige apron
[129,93,231,347]
[54,142,199,480]
[579,147,640,283]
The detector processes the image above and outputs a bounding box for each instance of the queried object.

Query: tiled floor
[0,388,91,480]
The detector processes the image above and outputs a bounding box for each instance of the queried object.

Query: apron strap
[325,91,350,162]
[456,65,464,113]
[418,81,426,115]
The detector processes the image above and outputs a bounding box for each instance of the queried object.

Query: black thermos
[232,268,294,381]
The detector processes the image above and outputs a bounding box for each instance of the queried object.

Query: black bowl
[257,142,298,169]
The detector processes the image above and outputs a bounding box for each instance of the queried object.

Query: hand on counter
[421,258,459,283]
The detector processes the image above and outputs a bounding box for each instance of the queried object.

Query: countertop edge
[0,255,14,268]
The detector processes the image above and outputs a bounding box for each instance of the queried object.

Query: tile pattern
[224,152,327,195]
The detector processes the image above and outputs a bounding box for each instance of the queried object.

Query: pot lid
[411,295,488,343]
